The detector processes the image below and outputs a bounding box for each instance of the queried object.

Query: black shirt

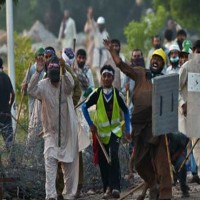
[0,71,14,113]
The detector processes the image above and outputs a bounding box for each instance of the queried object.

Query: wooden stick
[165,134,174,184]
[73,38,76,52]
[119,182,145,200]
[178,138,200,172]
[75,98,86,109]
[14,63,32,133]
[72,38,76,70]
[95,132,111,165]
[126,90,129,106]
[10,63,32,150]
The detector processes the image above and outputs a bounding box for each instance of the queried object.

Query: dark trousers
[173,150,188,193]
[0,115,13,150]
[98,133,121,192]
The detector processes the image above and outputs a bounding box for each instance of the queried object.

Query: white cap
[97,16,105,24]
[169,44,180,52]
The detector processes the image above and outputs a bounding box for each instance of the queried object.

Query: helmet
[151,48,166,64]
[97,16,105,24]
[182,39,192,54]
[169,44,180,52]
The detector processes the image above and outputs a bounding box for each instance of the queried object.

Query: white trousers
[45,152,79,199]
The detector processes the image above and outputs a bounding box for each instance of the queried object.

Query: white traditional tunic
[58,17,77,49]
[28,71,79,199]
[179,55,200,174]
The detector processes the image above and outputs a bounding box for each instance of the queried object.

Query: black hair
[177,29,187,37]
[164,29,173,41]
[111,39,121,48]
[132,48,143,56]
[49,55,59,64]
[76,49,86,57]
[152,35,161,41]
[0,57,3,68]
[193,40,200,51]
[100,65,115,76]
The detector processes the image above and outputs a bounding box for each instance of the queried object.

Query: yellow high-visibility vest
[94,88,122,144]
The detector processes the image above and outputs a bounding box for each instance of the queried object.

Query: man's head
[35,47,44,59]
[0,57,3,69]
[152,35,161,49]
[193,40,200,54]
[76,49,87,69]
[87,6,93,18]
[100,65,115,88]
[168,44,180,66]
[64,10,70,20]
[176,29,187,50]
[44,47,56,62]
[111,39,120,55]
[47,56,60,84]
[150,48,166,74]
[179,39,192,66]
[131,49,145,67]
[97,16,105,32]
[164,29,173,42]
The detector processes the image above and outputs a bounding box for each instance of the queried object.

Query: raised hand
[36,57,45,73]
[103,37,113,51]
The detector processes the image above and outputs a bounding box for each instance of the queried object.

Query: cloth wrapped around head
[62,48,75,66]
[47,56,60,83]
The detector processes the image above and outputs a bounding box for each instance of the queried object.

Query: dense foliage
[14,32,34,119]
[124,5,168,56]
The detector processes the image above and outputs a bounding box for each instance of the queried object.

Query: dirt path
[78,182,200,200]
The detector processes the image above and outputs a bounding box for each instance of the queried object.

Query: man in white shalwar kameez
[58,10,76,49]
[28,56,79,200]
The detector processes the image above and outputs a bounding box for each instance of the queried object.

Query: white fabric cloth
[28,71,79,198]
[166,65,180,75]
[179,60,190,134]
[93,28,109,68]
[58,17,76,49]
[84,18,96,66]
[28,99,42,139]
[45,152,79,200]
[179,54,200,174]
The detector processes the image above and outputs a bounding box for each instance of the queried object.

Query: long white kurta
[27,71,78,163]
[179,55,200,174]
[58,17,76,49]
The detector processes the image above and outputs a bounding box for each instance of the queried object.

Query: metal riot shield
[187,54,200,138]
[152,73,179,136]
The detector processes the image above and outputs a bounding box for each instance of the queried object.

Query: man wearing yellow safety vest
[82,65,131,199]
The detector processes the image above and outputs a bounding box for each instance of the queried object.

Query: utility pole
[6,0,16,122]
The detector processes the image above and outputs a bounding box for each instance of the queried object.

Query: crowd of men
[1,6,200,200]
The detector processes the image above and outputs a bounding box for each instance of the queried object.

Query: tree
[124,5,168,56]
[152,0,200,31]
[14,32,34,121]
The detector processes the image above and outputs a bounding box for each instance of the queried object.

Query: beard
[48,68,60,83]
[131,58,145,68]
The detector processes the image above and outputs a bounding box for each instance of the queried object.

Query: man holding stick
[82,65,131,199]
[28,56,79,200]
[104,38,172,200]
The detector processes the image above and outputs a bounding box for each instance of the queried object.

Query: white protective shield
[152,73,179,136]
[187,54,200,138]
